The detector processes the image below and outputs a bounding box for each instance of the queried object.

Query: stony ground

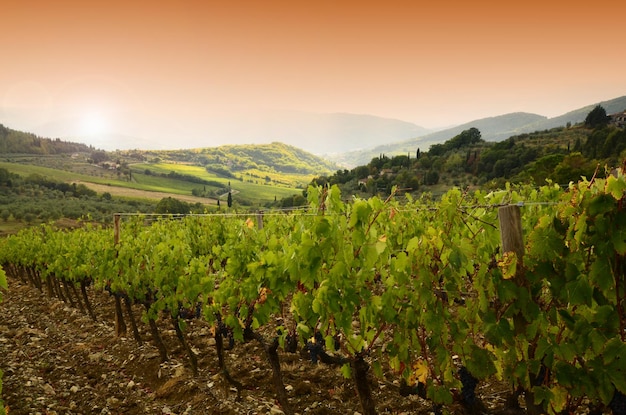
[0,279,528,415]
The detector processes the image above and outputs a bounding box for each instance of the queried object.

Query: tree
[155,197,189,214]
[227,191,233,208]
[424,170,440,185]
[585,105,609,128]
[552,152,595,184]
[90,150,108,164]
[572,137,582,153]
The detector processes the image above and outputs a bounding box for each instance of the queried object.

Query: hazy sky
[1,0,625,149]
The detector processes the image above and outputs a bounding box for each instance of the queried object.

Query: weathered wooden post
[498,204,543,415]
[498,204,524,264]
[257,210,264,230]
[113,214,127,336]
[114,213,121,245]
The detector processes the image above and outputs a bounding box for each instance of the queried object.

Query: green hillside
[332,95,626,168]
[302,114,626,203]
[133,142,337,175]
[334,112,547,167]
[0,125,336,233]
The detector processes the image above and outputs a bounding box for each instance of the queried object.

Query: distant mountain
[521,95,626,132]
[333,112,547,166]
[333,95,626,167]
[1,107,432,154]
[207,111,432,155]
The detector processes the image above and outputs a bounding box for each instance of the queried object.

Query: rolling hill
[332,95,626,167]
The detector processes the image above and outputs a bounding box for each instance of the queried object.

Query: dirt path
[0,278,521,415]
[0,280,376,414]
[73,181,218,206]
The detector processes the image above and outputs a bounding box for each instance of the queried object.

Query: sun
[80,111,109,136]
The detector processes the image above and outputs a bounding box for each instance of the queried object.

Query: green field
[0,159,308,206]
[133,162,308,203]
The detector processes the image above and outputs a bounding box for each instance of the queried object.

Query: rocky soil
[0,279,523,415]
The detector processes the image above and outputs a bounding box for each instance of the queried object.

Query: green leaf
[465,345,497,379]
[558,309,576,329]
[341,363,352,379]
[589,257,613,294]
[349,200,372,228]
[587,193,615,216]
[555,342,577,362]
[609,368,626,394]
[606,175,626,200]
[531,385,552,406]
[554,361,579,388]
[0,267,6,302]
[312,298,322,314]
[296,322,310,337]
[428,384,454,404]
[566,278,593,306]
[603,337,626,365]
[375,240,386,255]
[611,225,626,254]
[372,361,383,378]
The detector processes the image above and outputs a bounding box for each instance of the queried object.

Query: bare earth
[74,181,218,205]
[0,279,521,415]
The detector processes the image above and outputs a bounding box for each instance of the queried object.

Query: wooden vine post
[498,204,524,270]
[113,214,127,337]
[257,210,264,230]
[114,214,121,247]
[498,204,543,415]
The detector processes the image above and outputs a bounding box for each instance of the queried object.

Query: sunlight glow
[80,112,108,136]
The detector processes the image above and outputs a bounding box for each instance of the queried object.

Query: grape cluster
[275,327,298,353]
[305,332,325,363]
[285,333,298,353]
[610,389,626,415]
[459,366,479,405]
[178,302,202,320]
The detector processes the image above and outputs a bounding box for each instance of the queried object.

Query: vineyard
[1,175,626,415]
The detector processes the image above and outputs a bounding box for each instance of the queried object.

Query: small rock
[174,366,186,378]
[70,385,79,393]
[107,397,120,407]
[127,380,136,389]
[88,352,102,363]
[270,406,285,414]
[43,383,56,395]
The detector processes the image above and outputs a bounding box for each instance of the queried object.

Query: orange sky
[1,0,625,149]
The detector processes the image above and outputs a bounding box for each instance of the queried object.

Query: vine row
[1,177,625,415]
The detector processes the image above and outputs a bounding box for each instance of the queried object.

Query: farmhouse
[609,110,626,128]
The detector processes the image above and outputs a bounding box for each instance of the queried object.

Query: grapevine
[0,265,6,415]
[1,175,625,414]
